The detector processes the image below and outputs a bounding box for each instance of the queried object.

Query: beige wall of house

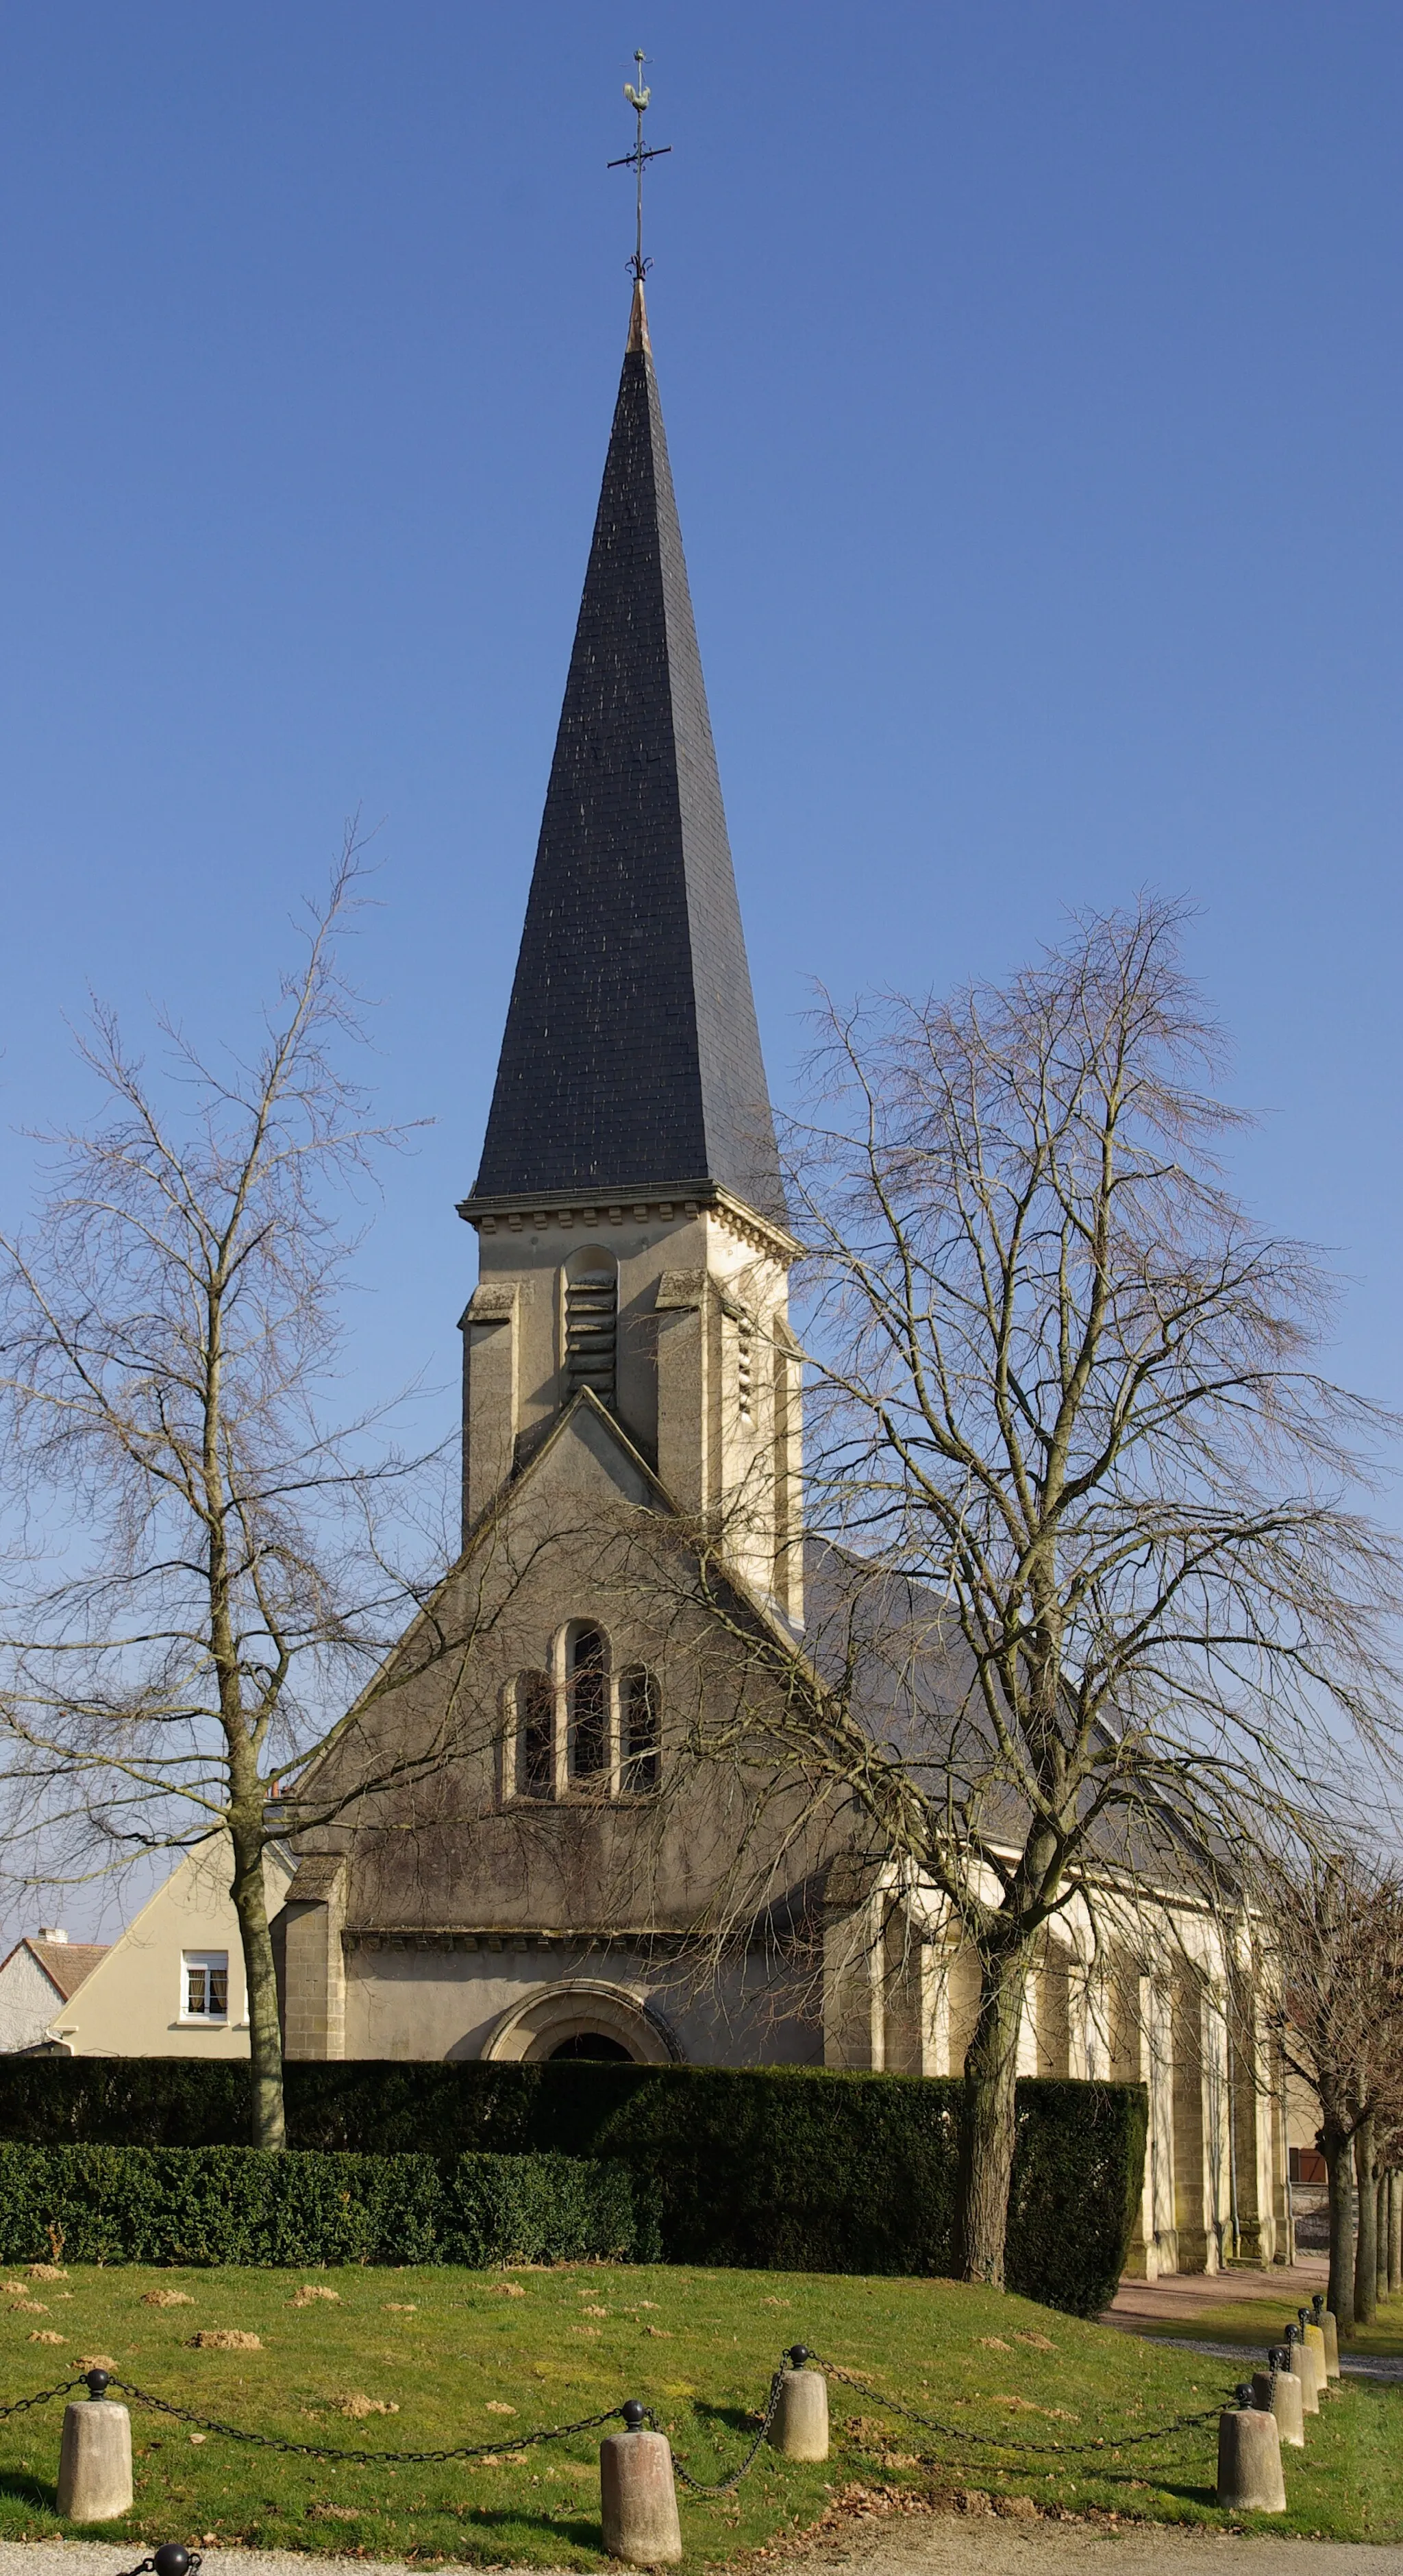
[49,1839,293,2057]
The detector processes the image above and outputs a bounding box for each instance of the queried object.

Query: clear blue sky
[1,2,1399,1448]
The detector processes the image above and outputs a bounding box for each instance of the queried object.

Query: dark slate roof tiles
[466,285,785,1228]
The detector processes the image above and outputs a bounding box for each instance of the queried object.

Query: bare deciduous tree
[670,896,1401,2287]
[1274,1856,1403,2332]
[0,843,504,2148]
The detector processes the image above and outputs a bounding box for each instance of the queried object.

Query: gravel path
[800,2510,1403,2571]
[3,2517,1403,2576]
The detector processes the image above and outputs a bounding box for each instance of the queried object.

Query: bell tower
[457,282,801,1623]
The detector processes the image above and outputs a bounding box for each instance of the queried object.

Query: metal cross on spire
[608,49,671,283]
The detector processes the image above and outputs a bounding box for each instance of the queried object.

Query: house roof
[1,1938,110,2002]
[462,280,785,1231]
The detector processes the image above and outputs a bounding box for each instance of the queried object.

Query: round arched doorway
[478,1978,680,2065]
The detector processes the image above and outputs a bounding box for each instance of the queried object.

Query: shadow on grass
[689,2399,763,2434]
[1100,2477,1218,2510]
[465,2509,602,2551]
[0,2473,55,2512]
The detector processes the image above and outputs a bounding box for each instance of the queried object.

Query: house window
[563,1253,618,1408]
[182,1952,229,2020]
[515,1669,554,1800]
[620,1666,661,1795]
[569,1624,608,1783]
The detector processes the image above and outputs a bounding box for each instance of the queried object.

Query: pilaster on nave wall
[819,1880,1290,2279]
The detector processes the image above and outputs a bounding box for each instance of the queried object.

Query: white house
[0,1933,110,2053]
[0,1839,292,2057]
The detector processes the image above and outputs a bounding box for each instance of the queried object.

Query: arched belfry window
[562,1248,617,1409]
[514,1669,554,1800]
[621,1666,660,1795]
[568,1623,608,1784]
[504,1631,662,1805]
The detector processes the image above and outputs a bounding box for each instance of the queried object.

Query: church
[279,273,1291,2283]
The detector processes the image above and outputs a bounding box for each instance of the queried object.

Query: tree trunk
[1322,2128,1354,2334]
[229,1824,286,2152]
[1378,2174,1389,2302]
[1354,2115,1378,2326]
[958,1943,1030,2289]
[1390,2170,1402,2296]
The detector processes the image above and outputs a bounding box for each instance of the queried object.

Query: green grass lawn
[0,2259,1398,2563]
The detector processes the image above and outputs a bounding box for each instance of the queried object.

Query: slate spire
[463,282,786,1230]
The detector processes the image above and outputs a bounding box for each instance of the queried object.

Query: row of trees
[1,870,1400,2291]
[1276,1856,1403,2333]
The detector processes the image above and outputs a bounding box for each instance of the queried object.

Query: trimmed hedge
[1006,2078,1148,2317]
[0,2060,1146,2315]
[0,2144,657,2269]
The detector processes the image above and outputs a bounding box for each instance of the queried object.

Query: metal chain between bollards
[808,2353,1228,2460]
[669,2365,789,2497]
[0,2375,87,2420]
[110,2555,203,2576]
[0,2343,1234,2490]
[103,2374,628,2466]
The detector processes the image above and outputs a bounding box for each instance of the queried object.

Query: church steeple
[461,284,784,1231]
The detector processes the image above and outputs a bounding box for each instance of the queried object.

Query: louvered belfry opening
[564,1257,618,1408]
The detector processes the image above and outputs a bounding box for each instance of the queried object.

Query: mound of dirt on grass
[143,2288,195,2307]
[340,2393,399,2418]
[292,2285,340,2307]
[191,2329,262,2351]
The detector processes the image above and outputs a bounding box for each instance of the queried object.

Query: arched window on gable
[562,1248,618,1410]
[514,1669,555,1800]
[568,1622,608,1785]
[620,1665,661,1795]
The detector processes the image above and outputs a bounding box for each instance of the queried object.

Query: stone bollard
[1252,2355,1304,2449]
[1312,2294,1341,2381]
[1217,2386,1287,2514]
[600,2401,683,2566]
[1301,2316,1329,2390]
[56,2369,133,2523]
[1284,2328,1320,2414]
[767,2349,829,2462]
